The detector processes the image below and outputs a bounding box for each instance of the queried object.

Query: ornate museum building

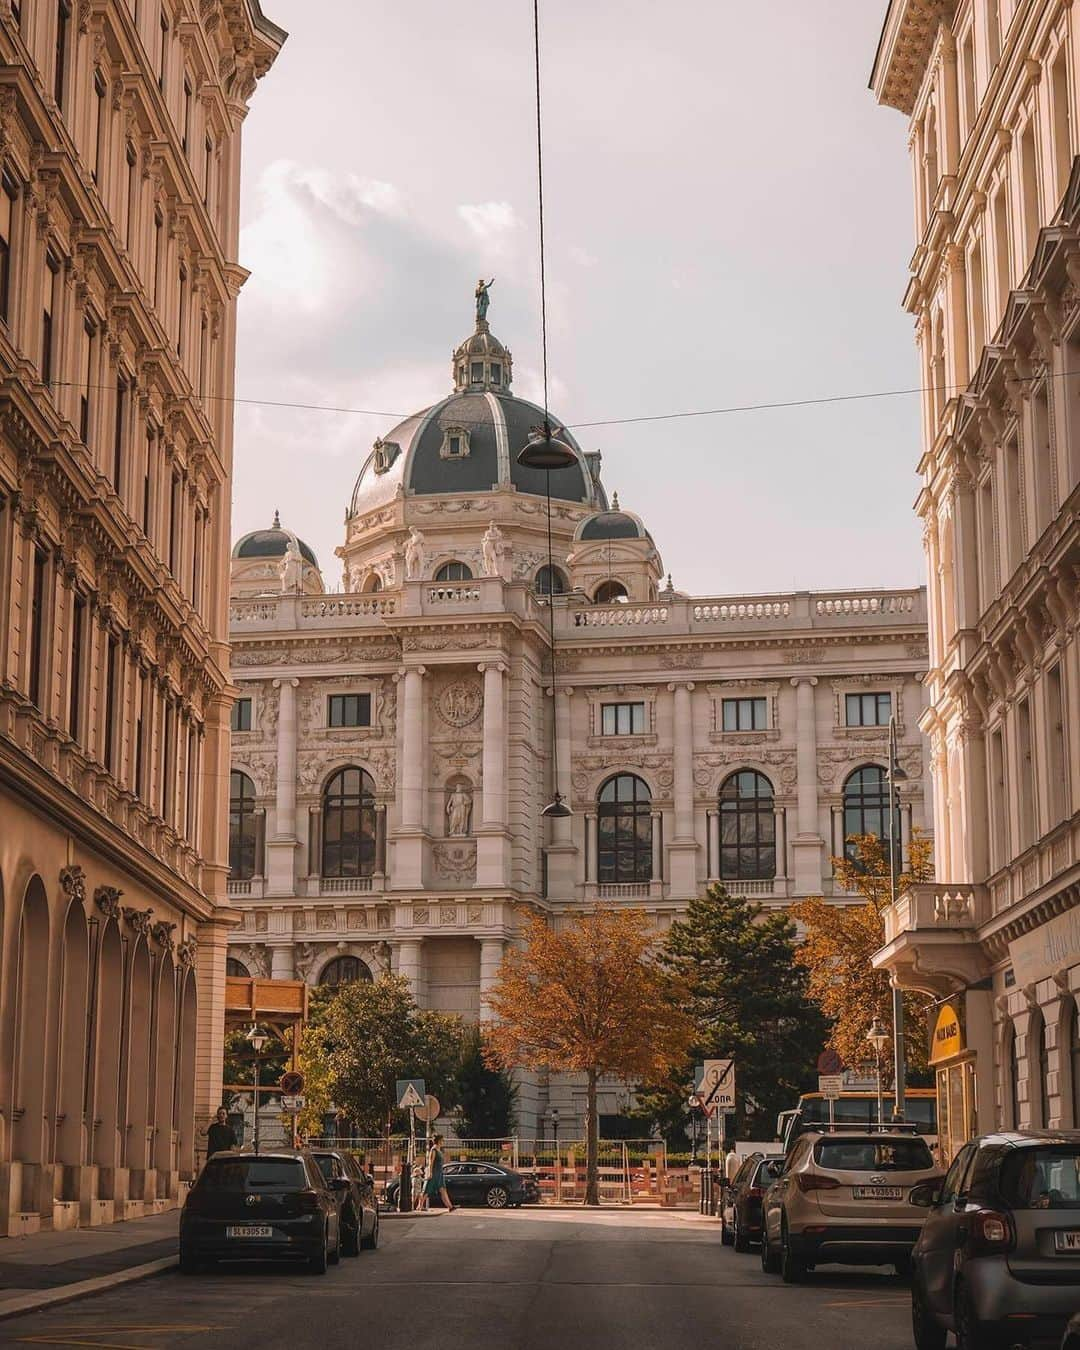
[0,1,283,1234]
[872,0,1080,1161]
[226,303,933,1134]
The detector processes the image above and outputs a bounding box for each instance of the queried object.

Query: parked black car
[910,1131,1080,1350]
[387,1160,535,1209]
[309,1148,379,1255]
[720,1153,784,1252]
[180,1150,341,1274]
[1063,1312,1080,1350]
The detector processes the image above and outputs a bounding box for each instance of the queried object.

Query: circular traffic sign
[279,1070,304,1094]
[816,1049,843,1075]
[413,1094,441,1123]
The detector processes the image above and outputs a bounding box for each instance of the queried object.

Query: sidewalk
[0,1210,180,1321]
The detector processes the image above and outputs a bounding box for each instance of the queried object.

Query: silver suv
[761,1127,942,1282]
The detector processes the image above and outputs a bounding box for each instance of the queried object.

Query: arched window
[361,572,382,593]
[228,770,257,879]
[842,765,899,865]
[1006,1021,1020,1128]
[318,955,372,987]
[322,767,377,878]
[594,579,628,604]
[225,957,249,978]
[1032,1013,1052,1128]
[597,774,652,883]
[434,561,472,583]
[1070,1005,1080,1129]
[535,565,567,596]
[719,771,776,880]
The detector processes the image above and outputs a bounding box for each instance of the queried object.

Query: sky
[231,0,921,598]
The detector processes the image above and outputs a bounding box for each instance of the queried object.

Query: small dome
[233,511,319,568]
[575,494,648,542]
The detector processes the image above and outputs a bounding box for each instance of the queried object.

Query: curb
[0,1255,177,1323]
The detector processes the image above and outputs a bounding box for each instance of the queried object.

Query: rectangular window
[987,0,1000,69]
[54,0,70,110]
[601,701,646,736]
[1047,664,1068,828]
[993,186,1010,318]
[968,242,984,371]
[1017,697,1036,848]
[470,361,483,382]
[1052,49,1072,204]
[1020,122,1041,263]
[1004,436,1025,574]
[327,693,371,728]
[161,696,173,819]
[722,696,767,732]
[80,319,96,446]
[167,471,179,572]
[41,253,58,387]
[134,669,146,799]
[104,632,118,773]
[230,697,252,732]
[69,590,84,740]
[989,726,1007,870]
[845,692,892,727]
[190,504,201,600]
[182,75,191,153]
[11,0,20,26]
[176,263,186,355]
[125,142,137,247]
[0,174,16,324]
[29,546,48,708]
[142,427,153,535]
[152,208,163,305]
[203,134,213,205]
[158,9,169,94]
[960,28,976,142]
[113,377,126,494]
[91,70,106,184]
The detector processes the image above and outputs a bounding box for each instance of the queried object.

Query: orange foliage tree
[483,908,694,1205]
[792,831,935,1083]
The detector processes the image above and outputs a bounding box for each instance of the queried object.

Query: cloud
[457,200,521,240]
[569,245,597,268]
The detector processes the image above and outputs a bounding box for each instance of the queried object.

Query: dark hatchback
[721,1153,784,1252]
[309,1148,379,1255]
[911,1131,1080,1350]
[180,1150,341,1274]
[387,1160,537,1209]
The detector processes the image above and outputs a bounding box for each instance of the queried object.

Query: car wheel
[360,1211,379,1251]
[309,1229,329,1275]
[954,1279,1004,1350]
[485,1185,510,1209]
[733,1210,750,1254]
[911,1280,946,1350]
[780,1219,805,1284]
[760,1222,780,1274]
[328,1225,341,1265]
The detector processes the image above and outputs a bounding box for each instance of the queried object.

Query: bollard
[399,1160,412,1213]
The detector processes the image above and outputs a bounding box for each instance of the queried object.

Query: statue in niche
[293,942,317,983]
[481,521,504,578]
[446,784,473,837]
[404,527,425,580]
[475,277,494,324]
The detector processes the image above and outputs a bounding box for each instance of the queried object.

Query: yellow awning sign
[929,1002,964,1065]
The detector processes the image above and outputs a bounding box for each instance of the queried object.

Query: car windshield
[1000,1148,1080,1209]
[198,1157,307,1191]
[813,1138,933,1172]
[312,1155,336,1182]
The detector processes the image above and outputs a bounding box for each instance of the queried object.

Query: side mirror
[331,1176,351,1192]
[909,1180,942,1208]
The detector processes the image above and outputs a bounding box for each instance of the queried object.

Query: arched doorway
[54,897,89,1178]
[92,920,123,1173]
[13,876,50,1205]
[318,955,372,987]
[175,968,198,1178]
[152,958,177,1179]
[123,939,153,1183]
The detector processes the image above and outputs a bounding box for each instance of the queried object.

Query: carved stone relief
[436,679,483,728]
[432,840,477,884]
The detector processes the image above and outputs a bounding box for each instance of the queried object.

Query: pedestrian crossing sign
[396,1079,426,1110]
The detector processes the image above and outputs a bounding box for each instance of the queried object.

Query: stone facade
[0,0,283,1233]
[872,0,1080,1159]
[226,312,933,1137]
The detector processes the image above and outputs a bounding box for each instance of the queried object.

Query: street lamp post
[245,1024,269,1153]
[866,1018,889,1126]
[887,715,909,1120]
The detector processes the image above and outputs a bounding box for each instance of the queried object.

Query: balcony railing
[882,883,989,945]
[597,882,651,898]
[320,876,374,895]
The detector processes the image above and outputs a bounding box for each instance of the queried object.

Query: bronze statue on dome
[475,277,494,324]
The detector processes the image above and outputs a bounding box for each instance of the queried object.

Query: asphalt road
[0,1209,914,1350]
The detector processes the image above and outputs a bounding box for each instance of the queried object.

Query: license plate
[1054,1231,1080,1252]
[225,1225,273,1238]
[852,1186,902,1200]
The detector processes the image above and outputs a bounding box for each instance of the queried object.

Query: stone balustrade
[426,584,481,603]
[882,882,990,944]
[814,593,916,618]
[572,605,669,629]
[693,600,790,622]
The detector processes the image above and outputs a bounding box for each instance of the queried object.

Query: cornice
[870,0,957,116]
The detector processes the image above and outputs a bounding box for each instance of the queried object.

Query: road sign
[396,1079,426,1110]
[817,1049,844,1076]
[281,1094,306,1111]
[818,1075,844,1101]
[414,1094,441,1123]
[700,1059,735,1111]
[279,1070,304,1095]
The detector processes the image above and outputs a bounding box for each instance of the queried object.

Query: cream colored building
[226,305,933,1136]
[0,1,283,1233]
[872,0,1080,1160]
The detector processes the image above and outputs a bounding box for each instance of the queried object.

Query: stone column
[396,939,423,1004]
[707,810,721,880]
[477,661,510,888]
[266,678,299,897]
[790,677,824,894]
[773,806,788,885]
[667,681,698,896]
[479,938,505,1022]
[269,943,294,980]
[584,812,597,885]
[395,666,426,889]
[651,812,663,882]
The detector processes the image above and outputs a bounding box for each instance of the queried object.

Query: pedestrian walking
[422,1133,455,1212]
[202,1107,237,1157]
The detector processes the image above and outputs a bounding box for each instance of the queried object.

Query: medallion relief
[436,679,483,728]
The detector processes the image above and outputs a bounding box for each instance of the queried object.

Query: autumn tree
[637,884,827,1143]
[299,975,464,1136]
[484,908,694,1205]
[792,831,935,1082]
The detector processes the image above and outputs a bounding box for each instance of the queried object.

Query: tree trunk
[585,1068,600,1206]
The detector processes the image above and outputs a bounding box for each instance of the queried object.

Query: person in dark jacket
[204,1107,237,1156]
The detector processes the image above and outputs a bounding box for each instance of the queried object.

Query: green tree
[299,975,464,1136]
[638,884,828,1143]
[452,1025,517,1139]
